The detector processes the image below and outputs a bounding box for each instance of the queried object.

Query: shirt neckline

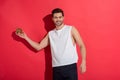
[55,25,66,32]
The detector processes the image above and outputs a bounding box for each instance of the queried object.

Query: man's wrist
[81,60,86,64]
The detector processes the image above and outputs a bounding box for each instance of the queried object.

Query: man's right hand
[15,29,27,39]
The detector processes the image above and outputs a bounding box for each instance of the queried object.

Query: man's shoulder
[65,24,75,29]
[48,28,55,35]
[65,24,76,31]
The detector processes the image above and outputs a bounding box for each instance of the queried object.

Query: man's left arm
[71,26,86,74]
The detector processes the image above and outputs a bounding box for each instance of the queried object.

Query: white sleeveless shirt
[48,25,78,67]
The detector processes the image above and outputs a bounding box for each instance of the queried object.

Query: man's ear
[63,16,64,19]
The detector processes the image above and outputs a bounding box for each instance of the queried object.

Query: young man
[16,8,86,80]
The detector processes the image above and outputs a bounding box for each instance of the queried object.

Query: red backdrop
[0,0,120,80]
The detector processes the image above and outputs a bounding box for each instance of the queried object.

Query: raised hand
[15,28,27,39]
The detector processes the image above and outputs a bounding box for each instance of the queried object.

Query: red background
[0,0,120,80]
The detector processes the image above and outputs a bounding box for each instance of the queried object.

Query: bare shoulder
[71,26,80,35]
[71,26,84,46]
[43,33,49,40]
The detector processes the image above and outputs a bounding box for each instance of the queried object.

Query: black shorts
[53,63,78,80]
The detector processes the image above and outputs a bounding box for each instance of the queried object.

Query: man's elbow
[36,48,40,51]
[80,44,86,50]
[35,47,41,51]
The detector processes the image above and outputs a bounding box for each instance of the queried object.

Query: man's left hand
[79,61,86,74]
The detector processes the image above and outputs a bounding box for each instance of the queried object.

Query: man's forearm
[25,36,40,51]
[80,46,86,63]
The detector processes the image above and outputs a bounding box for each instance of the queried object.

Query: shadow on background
[12,14,55,80]
[43,14,55,80]
[12,31,38,53]
[0,0,6,6]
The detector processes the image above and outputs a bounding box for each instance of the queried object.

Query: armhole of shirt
[69,26,73,35]
[48,31,51,39]
[69,26,73,43]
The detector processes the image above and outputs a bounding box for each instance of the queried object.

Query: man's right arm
[16,32,49,51]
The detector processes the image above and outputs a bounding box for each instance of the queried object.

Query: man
[16,8,86,80]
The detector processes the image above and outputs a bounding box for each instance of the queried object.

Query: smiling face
[52,12,64,27]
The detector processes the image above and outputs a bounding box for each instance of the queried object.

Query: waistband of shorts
[53,63,77,69]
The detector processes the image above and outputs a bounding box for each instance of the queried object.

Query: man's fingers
[79,64,86,74]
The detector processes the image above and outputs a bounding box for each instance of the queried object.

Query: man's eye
[59,17,62,18]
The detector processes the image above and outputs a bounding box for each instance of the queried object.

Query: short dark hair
[52,8,64,17]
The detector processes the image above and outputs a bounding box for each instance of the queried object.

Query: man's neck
[55,24,64,30]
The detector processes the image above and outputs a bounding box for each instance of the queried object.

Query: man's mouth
[56,21,61,23]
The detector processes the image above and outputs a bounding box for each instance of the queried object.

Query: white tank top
[48,25,78,67]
